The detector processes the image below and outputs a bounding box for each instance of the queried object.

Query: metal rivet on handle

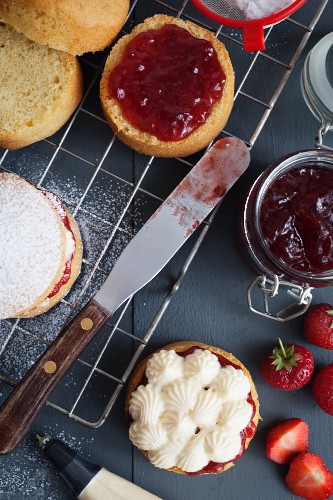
[43,361,57,374]
[81,318,93,330]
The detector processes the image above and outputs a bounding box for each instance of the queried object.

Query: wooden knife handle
[0,299,111,455]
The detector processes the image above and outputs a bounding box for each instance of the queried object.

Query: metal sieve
[191,0,308,51]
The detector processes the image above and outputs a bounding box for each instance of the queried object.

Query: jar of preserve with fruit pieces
[301,32,333,150]
[241,149,333,321]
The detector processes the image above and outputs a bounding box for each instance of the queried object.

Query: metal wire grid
[0,0,329,428]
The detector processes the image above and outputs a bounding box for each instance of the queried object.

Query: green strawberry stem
[278,338,287,357]
[269,338,302,373]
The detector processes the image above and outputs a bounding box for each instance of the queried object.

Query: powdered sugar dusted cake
[0,172,83,318]
[125,341,260,475]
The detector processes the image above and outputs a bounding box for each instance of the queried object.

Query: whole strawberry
[312,364,333,416]
[261,339,314,390]
[304,303,333,350]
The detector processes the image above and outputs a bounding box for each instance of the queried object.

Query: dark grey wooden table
[1,1,333,499]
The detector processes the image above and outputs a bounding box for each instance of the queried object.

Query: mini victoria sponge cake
[125,341,260,475]
[0,172,83,319]
[100,15,235,157]
[0,0,130,55]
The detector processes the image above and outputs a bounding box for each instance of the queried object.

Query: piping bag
[37,435,161,500]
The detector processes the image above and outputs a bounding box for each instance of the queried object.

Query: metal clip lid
[247,275,313,322]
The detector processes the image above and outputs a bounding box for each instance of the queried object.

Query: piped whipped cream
[64,227,75,261]
[129,349,254,473]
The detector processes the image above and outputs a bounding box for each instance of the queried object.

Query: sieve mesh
[200,0,246,20]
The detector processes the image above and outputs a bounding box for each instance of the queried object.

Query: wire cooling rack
[0,0,329,428]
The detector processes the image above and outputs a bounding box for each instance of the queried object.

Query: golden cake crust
[125,341,260,475]
[0,0,130,55]
[100,15,234,158]
[0,23,83,150]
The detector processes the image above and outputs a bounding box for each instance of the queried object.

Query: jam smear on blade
[134,347,257,476]
[260,167,333,273]
[108,24,225,141]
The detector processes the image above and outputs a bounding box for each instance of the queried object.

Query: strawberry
[312,364,333,416]
[266,418,309,464]
[286,452,333,500]
[304,303,333,350]
[261,339,314,390]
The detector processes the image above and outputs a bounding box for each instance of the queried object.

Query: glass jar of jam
[241,149,333,321]
[301,33,333,150]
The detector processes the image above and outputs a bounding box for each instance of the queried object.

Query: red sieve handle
[242,24,266,52]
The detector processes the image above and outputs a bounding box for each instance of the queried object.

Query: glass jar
[301,32,333,150]
[241,149,333,321]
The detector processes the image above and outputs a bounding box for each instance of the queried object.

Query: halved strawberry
[286,452,333,500]
[266,418,309,464]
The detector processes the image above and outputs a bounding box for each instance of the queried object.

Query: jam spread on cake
[260,167,333,274]
[108,24,225,141]
[43,191,76,298]
[129,347,257,476]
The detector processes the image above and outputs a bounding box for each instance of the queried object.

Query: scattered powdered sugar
[0,420,95,500]
[0,173,65,318]
[0,166,148,386]
[226,0,296,19]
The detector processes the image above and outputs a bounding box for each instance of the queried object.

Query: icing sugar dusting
[0,173,64,318]
[0,408,95,500]
[226,0,296,19]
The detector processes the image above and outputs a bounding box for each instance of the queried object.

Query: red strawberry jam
[260,167,333,274]
[108,24,225,141]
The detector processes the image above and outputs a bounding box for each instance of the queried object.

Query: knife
[0,137,250,454]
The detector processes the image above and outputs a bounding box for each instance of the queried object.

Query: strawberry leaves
[270,339,302,373]
[261,340,314,390]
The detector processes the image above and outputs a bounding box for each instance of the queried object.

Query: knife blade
[0,137,250,454]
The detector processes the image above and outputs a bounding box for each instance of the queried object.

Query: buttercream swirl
[209,365,250,402]
[161,411,197,441]
[205,427,242,463]
[184,349,221,385]
[176,432,209,473]
[128,348,255,473]
[218,399,253,432]
[129,421,167,451]
[148,441,183,470]
[146,350,184,387]
[190,389,221,427]
[163,379,199,413]
[129,384,164,424]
